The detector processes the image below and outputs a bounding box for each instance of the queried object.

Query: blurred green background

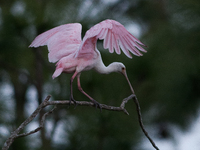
[0,0,200,150]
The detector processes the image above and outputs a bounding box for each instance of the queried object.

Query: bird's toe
[91,99,102,112]
[69,96,78,108]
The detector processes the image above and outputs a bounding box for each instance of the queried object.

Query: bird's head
[109,62,126,74]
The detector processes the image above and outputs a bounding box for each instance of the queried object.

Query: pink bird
[29,19,146,109]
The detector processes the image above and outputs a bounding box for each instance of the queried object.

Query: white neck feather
[93,49,123,74]
[94,60,119,74]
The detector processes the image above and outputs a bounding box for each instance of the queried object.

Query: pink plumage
[29,19,147,109]
[29,23,82,63]
[76,19,146,58]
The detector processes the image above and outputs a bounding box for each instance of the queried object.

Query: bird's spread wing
[29,23,82,63]
[77,19,146,58]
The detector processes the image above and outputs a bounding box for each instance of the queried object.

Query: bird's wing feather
[77,19,146,58]
[29,23,82,63]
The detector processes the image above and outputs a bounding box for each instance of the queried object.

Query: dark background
[0,0,200,149]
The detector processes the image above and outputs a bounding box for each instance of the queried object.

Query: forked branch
[2,94,159,150]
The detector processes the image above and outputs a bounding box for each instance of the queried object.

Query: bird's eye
[122,67,125,70]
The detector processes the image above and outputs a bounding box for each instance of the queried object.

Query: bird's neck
[93,49,118,74]
[94,60,117,74]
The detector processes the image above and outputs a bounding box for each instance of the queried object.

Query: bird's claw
[69,96,78,109]
[91,99,102,112]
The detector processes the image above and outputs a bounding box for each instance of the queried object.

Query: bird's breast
[76,58,98,73]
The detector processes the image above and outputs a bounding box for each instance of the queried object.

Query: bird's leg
[77,73,102,111]
[70,72,78,107]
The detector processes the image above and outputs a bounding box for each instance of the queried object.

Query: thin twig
[47,99,130,115]
[132,94,160,150]
[16,106,57,138]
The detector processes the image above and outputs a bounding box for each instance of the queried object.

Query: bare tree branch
[2,94,159,150]
[2,95,51,150]
[16,106,57,138]
[132,95,160,150]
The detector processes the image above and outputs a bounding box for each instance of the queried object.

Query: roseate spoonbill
[29,19,146,109]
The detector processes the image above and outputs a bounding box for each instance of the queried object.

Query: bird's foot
[69,96,78,109]
[91,99,102,112]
